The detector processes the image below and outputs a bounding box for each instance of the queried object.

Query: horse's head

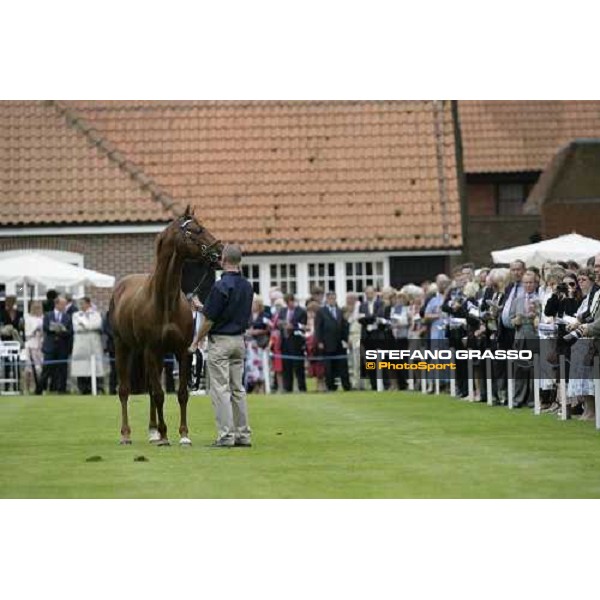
[168,204,223,267]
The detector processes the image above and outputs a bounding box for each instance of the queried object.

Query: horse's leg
[177,350,192,445]
[146,349,169,446]
[148,394,160,443]
[115,339,132,445]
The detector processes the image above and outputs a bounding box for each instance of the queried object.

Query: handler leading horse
[109,205,222,445]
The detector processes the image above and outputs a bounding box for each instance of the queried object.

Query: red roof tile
[0,101,174,225]
[459,100,600,173]
[1,100,462,253]
[62,100,462,253]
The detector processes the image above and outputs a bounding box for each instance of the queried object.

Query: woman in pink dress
[269,299,285,392]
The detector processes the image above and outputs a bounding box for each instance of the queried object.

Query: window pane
[270,264,277,279]
[499,183,524,201]
[290,264,296,277]
[242,265,249,277]
[281,281,288,293]
[375,262,383,275]
[309,264,315,277]
[347,280,354,292]
[346,263,353,276]
[291,281,297,294]
[327,280,335,292]
[356,280,364,293]
[252,282,260,294]
[366,278,373,287]
[328,263,335,277]
[356,263,363,276]
[366,262,373,276]
[252,265,259,279]
[318,263,324,277]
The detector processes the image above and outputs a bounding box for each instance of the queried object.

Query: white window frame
[269,262,298,295]
[241,263,261,295]
[231,250,458,305]
[307,261,337,294]
[344,260,385,294]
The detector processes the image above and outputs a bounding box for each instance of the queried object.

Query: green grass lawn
[1,390,600,498]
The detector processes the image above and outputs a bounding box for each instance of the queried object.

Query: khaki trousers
[207,334,251,444]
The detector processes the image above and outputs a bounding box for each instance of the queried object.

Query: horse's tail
[128,349,147,395]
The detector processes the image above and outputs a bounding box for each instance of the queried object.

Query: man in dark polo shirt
[189,244,254,447]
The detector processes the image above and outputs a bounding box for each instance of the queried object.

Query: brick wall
[466,215,541,266]
[467,182,496,216]
[542,201,600,239]
[0,233,157,311]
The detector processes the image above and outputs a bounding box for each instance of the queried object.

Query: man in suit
[278,293,307,392]
[36,295,73,394]
[358,286,386,390]
[496,260,526,403]
[511,271,540,408]
[315,291,351,391]
[581,254,600,334]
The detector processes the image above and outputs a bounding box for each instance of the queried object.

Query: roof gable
[459,100,600,174]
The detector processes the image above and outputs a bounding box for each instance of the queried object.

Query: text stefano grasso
[364,349,533,361]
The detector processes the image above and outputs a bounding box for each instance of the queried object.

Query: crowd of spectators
[2,252,600,413]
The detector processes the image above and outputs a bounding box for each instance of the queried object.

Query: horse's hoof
[148,429,161,443]
[156,439,171,447]
[179,437,192,446]
[120,439,132,445]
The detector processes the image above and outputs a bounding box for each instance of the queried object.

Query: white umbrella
[0,252,115,312]
[491,233,600,268]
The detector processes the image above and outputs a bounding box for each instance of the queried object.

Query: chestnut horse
[109,205,222,445]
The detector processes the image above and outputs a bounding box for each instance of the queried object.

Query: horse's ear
[183,204,194,218]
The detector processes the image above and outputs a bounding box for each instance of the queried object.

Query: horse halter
[179,218,221,264]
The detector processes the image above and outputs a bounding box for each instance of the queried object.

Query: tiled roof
[459,100,600,174]
[0,101,175,225]
[1,100,462,253]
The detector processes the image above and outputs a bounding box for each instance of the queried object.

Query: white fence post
[420,372,427,394]
[507,360,514,409]
[376,362,384,392]
[467,360,475,402]
[559,354,568,421]
[533,354,541,416]
[91,355,97,396]
[486,358,493,406]
[434,376,440,395]
[263,351,271,395]
[594,356,600,431]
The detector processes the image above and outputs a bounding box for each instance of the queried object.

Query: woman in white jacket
[71,297,105,394]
